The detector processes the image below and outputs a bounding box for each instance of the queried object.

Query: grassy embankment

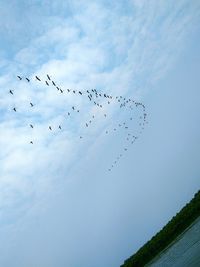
[120,190,200,267]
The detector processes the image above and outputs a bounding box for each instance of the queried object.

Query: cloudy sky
[0,1,200,267]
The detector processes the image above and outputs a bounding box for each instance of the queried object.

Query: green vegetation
[120,190,200,267]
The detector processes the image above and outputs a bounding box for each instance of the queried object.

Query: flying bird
[26,78,30,82]
[35,76,41,81]
[13,107,16,112]
[30,141,33,144]
[49,126,52,130]
[17,76,22,80]
[59,125,61,129]
[30,102,34,107]
[9,90,13,95]
[30,124,34,128]
[47,74,51,80]
[60,89,63,93]
[79,91,82,95]
[46,81,49,86]
[52,81,56,86]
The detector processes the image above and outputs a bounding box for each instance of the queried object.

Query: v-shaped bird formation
[9,74,148,171]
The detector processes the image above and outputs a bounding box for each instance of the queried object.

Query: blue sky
[0,1,200,267]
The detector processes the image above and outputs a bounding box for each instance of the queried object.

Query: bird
[30,141,33,144]
[60,89,63,93]
[26,78,30,82]
[80,136,83,139]
[13,107,16,112]
[72,106,75,110]
[9,90,13,95]
[46,81,49,86]
[59,125,61,129]
[86,123,88,127]
[104,114,106,117]
[108,169,111,171]
[47,74,51,80]
[77,110,80,113]
[67,89,70,92]
[73,90,76,94]
[49,126,52,130]
[108,101,110,104]
[35,76,41,81]
[106,131,108,134]
[30,102,34,107]
[30,124,34,128]
[17,75,22,80]
[67,112,70,116]
[52,81,56,86]
[79,91,82,95]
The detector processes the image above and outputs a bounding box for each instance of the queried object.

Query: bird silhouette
[46,81,49,86]
[30,124,34,128]
[86,123,88,127]
[60,89,63,93]
[30,141,33,144]
[52,81,56,86]
[79,91,82,95]
[59,125,61,129]
[13,107,16,112]
[35,76,41,81]
[30,102,34,107]
[17,76,22,80]
[49,126,52,130]
[9,90,13,95]
[47,74,51,80]
[26,78,30,82]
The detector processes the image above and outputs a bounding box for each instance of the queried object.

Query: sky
[0,1,200,267]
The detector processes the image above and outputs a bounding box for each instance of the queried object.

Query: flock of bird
[9,74,148,171]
